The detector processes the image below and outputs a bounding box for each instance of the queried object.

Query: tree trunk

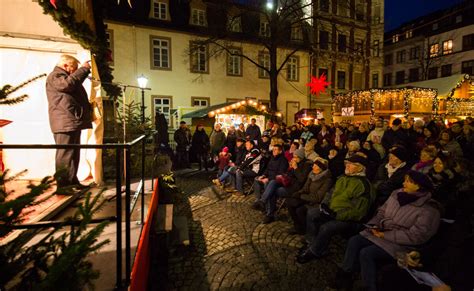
[269,45,279,111]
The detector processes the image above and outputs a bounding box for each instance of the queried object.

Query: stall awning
[393,74,468,99]
[182,102,236,118]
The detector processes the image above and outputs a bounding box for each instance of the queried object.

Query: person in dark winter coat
[252,150,312,224]
[209,123,226,162]
[245,118,261,142]
[374,147,410,205]
[46,55,92,188]
[225,125,238,158]
[335,171,440,291]
[427,154,456,218]
[382,118,409,150]
[328,146,346,181]
[191,124,210,171]
[174,121,192,169]
[286,158,333,234]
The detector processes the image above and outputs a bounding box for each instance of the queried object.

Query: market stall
[294,108,323,125]
[182,100,274,134]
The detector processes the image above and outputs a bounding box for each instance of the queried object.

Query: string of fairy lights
[333,75,474,118]
[207,100,283,118]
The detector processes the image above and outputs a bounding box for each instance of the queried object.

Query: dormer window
[191,9,207,26]
[151,0,168,20]
[260,21,270,37]
[228,15,242,32]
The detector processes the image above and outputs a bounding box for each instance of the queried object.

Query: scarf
[396,191,424,206]
[414,160,432,171]
[308,169,329,181]
[386,162,406,178]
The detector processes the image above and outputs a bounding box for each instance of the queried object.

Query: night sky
[385,0,466,32]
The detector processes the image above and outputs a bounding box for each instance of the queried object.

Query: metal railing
[0,134,148,290]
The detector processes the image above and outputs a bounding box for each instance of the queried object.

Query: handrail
[1,133,149,290]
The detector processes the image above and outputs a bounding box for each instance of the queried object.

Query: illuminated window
[405,30,413,38]
[392,34,399,43]
[430,43,439,58]
[442,40,453,55]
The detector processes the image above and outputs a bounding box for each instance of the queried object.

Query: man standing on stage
[46,55,92,189]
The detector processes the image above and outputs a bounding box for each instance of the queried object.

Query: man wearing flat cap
[296,154,375,264]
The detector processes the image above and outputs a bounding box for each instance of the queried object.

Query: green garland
[38,1,121,99]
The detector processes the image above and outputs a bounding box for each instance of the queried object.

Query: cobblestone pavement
[165,169,345,291]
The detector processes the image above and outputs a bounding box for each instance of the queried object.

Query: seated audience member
[374,147,410,205]
[315,138,331,159]
[422,127,438,146]
[282,127,292,143]
[290,125,301,141]
[296,155,374,264]
[382,118,409,150]
[345,140,361,159]
[253,144,289,202]
[361,141,382,181]
[328,146,346,181]
[303,138,319,162]
[284,141,299,162]
[457,124,473,160]
[333,126,347,147]
[229,141,261,196]
[252,149,311,224]
[411,147,437,174]
[270,123,283,138]
[236,123,246,139]
[212,138,246,186]
[216,147,231,176]
[427,154,456,217]
[300,126,314,145]
[367,120,385,159]
[334,171,441,291]
[286,158,332,234]
[438,130,463,158]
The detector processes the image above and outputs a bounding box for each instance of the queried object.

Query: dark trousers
[342,234,393,291]
[286,197,308,232]
[196,152,208,170]
[53,130,81,186]
[175,148,189,168]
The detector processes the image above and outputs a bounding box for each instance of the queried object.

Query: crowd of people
[173,115,474,291]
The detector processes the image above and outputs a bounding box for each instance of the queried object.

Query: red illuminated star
[306,74,331,96]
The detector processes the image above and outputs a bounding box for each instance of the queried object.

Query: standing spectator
[382,118,408,150]
[290,125,301,141]
[345,140,361,159]
[457,124,474,160]
[427,154,456,214]
[45,55,92,189]
[236,123,246,139]
[333,127,347,147]
[210,123,226,164]
[270,123,283,138]
[316,125,332,145]
[174,121,192,169]
[245,118,261,143]
[191,124,210,171]
[226,125,238,158]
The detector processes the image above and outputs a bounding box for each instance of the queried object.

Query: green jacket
[328,175,374,222]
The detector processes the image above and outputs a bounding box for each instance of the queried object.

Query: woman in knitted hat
[333,170,440,291]
[286,157,333,234]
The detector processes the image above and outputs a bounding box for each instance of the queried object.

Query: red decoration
[306,74,331,96]
[50,0,57,9]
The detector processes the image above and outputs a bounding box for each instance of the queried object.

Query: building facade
[383,1,474,87]
[105,0,314,127]
[310,0,385,112]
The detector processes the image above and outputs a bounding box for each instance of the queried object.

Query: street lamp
[137,75,148,125]
[266,0,274,10]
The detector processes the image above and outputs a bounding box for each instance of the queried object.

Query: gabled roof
[393,74,469,98]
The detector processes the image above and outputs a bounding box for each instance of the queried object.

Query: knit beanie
[313,157,328,171]
[406,170,433,191]
[293,148,305,160]
[390,147,408,162]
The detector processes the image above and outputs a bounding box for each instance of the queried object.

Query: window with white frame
[430,43,439,58]
[151,37,170,69]
[373,40,380,57]
[258,52,270,78]
[227,48,242,76]
[228,15,242,32]
[392,34,399,43]
[152,1,167,20]
[190,42,208,73]
[405,30,413,39]
[291,26,303,41]
[191,97,210,107]
[191,9,206,26]
[260,21,270,37]
[153,97,171,125]
[442,40,453,55]
[286,57,298,81]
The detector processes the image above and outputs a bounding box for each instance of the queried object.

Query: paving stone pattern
[166,170,345,290]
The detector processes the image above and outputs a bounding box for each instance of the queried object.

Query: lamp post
[137,75,148,225]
